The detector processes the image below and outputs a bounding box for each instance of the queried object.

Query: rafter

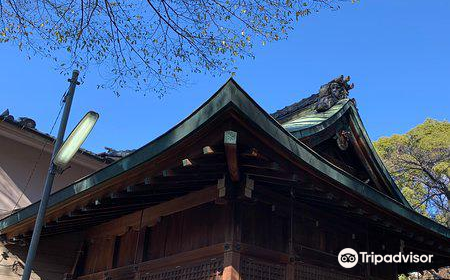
[224,130,240,182]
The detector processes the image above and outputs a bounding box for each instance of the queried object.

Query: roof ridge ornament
[315,75,354,113]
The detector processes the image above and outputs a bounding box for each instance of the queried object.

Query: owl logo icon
[338,248,359,268]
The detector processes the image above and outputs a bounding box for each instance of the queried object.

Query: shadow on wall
[0,232,85,280]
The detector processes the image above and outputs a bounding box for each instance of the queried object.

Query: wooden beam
[182,158,193,166]
[243,176,254,198]
[238,243,289,264]
[143,177,152,185]
[107,191,185,201]
[217,176,226,198]
[224,130,240,182]
[353,208,368,216]
[67,205,151,219]
[53,211,134,225]
[240,159,282,171]
[370,215,381,222]
[82,201,159,213]
[248,148,259,157]
[348,121,390,195]
[126,181,216,194]
[339,200,353,208]
[203,146,214,155]
[86,185,218,238]
[137,173,224,185]
[245,173,312,189]
[242,168,297,183]
[75,265,137,280]
[140,184,218,226]
[162,169,175,177]
[241,147,269,161]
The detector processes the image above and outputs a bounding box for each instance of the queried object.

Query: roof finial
[315,75,354,112]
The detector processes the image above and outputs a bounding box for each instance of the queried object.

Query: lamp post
[21,70,99,280]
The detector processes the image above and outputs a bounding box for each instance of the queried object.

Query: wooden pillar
[286,185,296,280]
[223,250,241,280]
[286,263,295,280]
[223,195,241,280]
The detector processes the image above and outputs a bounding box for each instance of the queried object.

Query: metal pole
[21,70,80,280]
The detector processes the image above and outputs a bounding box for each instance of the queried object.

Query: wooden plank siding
[144,202,228,261]
[114,229,140,268]
[83,236,115,274]
[80,202,228,275]
[240,202,288,253]
[73,192,401,280]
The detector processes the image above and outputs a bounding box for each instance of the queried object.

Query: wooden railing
[295,262,365,280]
[139,258,223,280]
[240,256,286,280]
[76,244,225,280]
[76,242,366,280]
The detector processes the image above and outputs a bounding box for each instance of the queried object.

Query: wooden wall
[145,202,228,260]
[80,202,229,276]
[240,200,369,277]
[82,236,116,274]
[367,229,399,280]
[241,202,288,252]
[74,197,397,280]
[240,200,366,252]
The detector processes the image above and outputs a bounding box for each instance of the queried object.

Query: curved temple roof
[0,78,448,242]
[282,99,351,138]
[279,98,411,208]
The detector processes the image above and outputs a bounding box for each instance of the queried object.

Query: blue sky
[1,0,449,153]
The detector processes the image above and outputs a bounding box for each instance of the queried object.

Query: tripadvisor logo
[338,248,433,269]
[338,248,359,268]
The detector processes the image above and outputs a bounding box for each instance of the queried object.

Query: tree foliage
[0,0,340,95]
[374,119,450,226]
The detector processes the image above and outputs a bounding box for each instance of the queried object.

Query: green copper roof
[0,79,448,240]
[282,99,351,138]
[279,97,411,209]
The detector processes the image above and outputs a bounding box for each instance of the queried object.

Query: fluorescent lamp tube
[53,111,99,167]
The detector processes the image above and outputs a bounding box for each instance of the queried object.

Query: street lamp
[53,111,99,168]
[21,70,99,280]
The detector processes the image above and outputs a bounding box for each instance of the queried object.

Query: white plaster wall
[0,133,105,217]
